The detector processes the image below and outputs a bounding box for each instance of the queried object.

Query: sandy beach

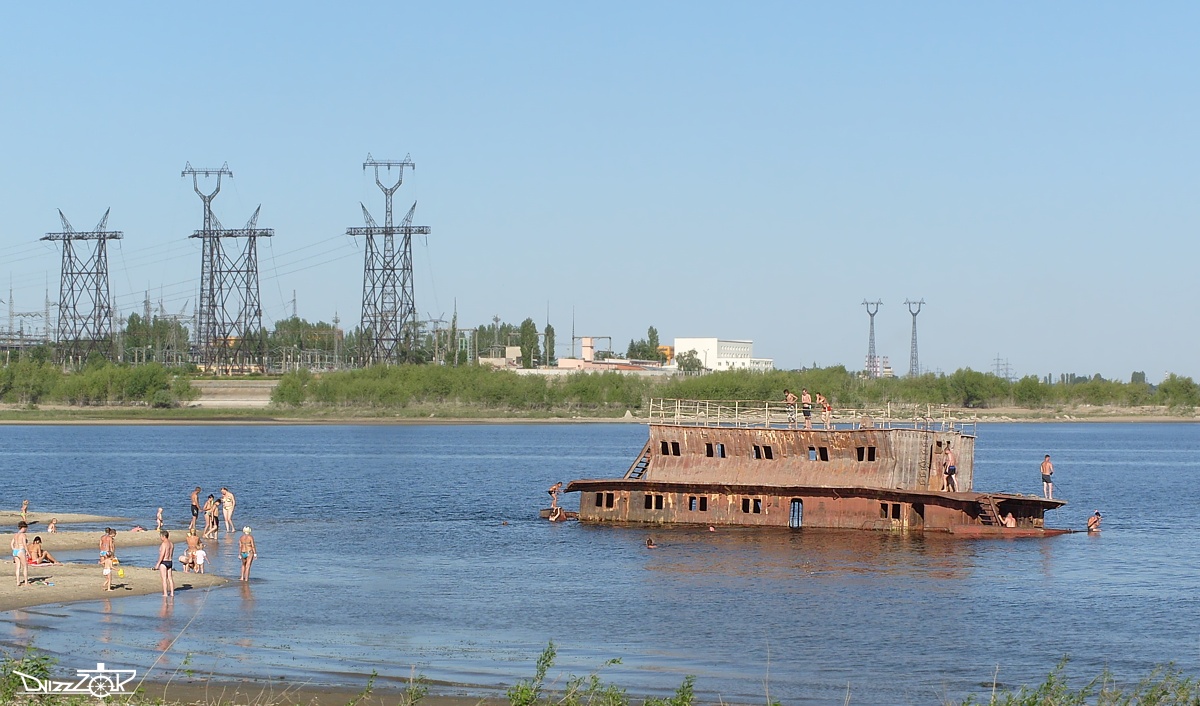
[0,510,129,527]
[0,563,227,611]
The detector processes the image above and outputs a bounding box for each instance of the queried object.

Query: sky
[1,3,1197,380]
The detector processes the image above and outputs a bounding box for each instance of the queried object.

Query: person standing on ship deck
[943,444,957,492]
[816,393,832,429]
[800,389,812,429]
[1041,455,1054,499]
[783,389,798,427]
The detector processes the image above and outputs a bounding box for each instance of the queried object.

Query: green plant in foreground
[0,646,57,703]
[509,642,695,706]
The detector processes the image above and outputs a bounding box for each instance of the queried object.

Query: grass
[6,644,1200,706]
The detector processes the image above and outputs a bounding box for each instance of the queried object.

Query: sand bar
[0,562,227,611]
[0,511,129,527]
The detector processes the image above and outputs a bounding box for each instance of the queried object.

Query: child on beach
[101,553,114,591]
[47,518,57,533]
[156,507,163,531]
[193,543,207,574]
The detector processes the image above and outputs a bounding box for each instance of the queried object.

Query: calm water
[2,422,1199,705]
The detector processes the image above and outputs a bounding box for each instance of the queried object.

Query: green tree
[518,318,539,368]
[676,349,703,373]
[543,323,556,366]
[626,326,664,362]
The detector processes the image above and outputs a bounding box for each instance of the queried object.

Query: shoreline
[0,563,228,612]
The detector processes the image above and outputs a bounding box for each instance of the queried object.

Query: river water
[1,422,1198,705]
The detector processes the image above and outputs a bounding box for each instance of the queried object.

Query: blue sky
[2,3,1197,379]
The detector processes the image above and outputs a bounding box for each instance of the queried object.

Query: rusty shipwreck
[565,399,1066,536]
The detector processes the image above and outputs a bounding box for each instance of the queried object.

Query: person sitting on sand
[181,528,201,572]
[239,527,256,582]
[1088,511,1102,533]
[27,537,59,565]
[131,525,146,532]
[47,518,57,533]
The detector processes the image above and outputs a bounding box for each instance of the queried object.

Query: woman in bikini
[28,537,59,565]
[220,487,236,533]
[238,526,257,582]
[202,495,219,539]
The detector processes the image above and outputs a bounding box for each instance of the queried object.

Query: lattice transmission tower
[862,299,882,378]
[41,209,123,365]
[905,299,924,377]
[182,162,274,374]
[347,153,431,365]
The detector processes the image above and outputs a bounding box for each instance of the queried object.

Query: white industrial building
[673,337,774,372]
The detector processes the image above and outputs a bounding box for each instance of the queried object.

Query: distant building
[672,337,773,372]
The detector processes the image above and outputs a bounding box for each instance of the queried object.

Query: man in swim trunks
[1041,455,1054,499]
[11,521,29,587]
[943,444,957,492]
[800,389,812,429]
[189,486,201,531]
[1087,511,1102,533]
[157,530,174,597]
[547,482,563,508]
[783,389,798,427]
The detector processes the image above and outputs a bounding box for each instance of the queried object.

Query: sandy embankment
[0,511,129,527]
[2,514,228,611]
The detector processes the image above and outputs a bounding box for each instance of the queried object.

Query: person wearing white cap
[238,526,257,581]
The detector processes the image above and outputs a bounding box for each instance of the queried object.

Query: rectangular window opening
[699,496,708,511]
[660,441,670,455]
[880,502,889,519]
[716,443,726,458]
[753,445,763,460]
[644,495,653,510]
[595,492,604,508]
[856,446,866,462]
[605,493,614,509]
[868,446,877,462]
[763,445,774,460]
[654,495,664,510]
[808,447,818,461]
[705,443,714,458]
[689,496,697,511]
[819,447,829,462]
[891,503,902,520]
[742,498,751,513]
[671,441,681,456]
[753,498,763,514]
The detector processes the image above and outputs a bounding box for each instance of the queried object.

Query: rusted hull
[566,479,1065,534]
[947,525,1072,538]
[540,507,577,522]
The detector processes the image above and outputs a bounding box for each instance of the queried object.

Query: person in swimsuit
[800,389,812,429]
[101,553,114,591]
[11,521,29,587]
[99,528,115,563]
[20,499,29,522]
[547,482,563,509]
[1041,455,1054,499]
[1087,511,1102,533]
[182,529,201,573]
[220,488,236,533]
[193,543,207,574]
[47,518,57,533]
[28,537,59,565]
[815,393,832,430]
[157,530,175,597]
[189,486,201,531]
[156,507,163,531]
[238,526,257,582]
[943,444,957,492]
[202,494,219,537]
[783,389,798,427]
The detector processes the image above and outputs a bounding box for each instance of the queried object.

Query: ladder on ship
[977,495,1002,526]
[624,441,653,479]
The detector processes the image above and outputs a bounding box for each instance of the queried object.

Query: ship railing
[648,398,977,435]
